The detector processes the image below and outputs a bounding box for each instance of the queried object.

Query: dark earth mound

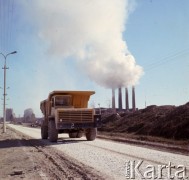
[99,102,189,140]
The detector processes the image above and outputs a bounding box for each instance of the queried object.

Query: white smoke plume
[21,0,143,88]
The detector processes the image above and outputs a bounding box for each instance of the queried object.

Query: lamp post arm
[0,53,6,60]
[5,51,17,58]
[6,53,13,58]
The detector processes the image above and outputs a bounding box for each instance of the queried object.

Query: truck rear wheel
[69,132,77,138]
[69,131,83,138]
[77,132,83,138]
[86,128,97,141]
[48,120,58,142]
[41,125,48,139]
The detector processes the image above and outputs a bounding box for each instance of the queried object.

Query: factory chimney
[125,87,129,111]
[112,88,116,111]
[132,86,136,112]
[118,87,122,110]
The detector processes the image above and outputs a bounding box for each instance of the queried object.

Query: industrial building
[112,86,136,112]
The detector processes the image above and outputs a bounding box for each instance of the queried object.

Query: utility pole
[0,51,17,133]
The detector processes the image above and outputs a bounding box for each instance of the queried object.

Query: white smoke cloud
[21,0,143,88]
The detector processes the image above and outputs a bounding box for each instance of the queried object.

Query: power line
[1,0,5,51]
[7,0,10,51]
[9,0,14,50]
[0,0,14,52]
[0,1,2,50]
[144,48,189,71]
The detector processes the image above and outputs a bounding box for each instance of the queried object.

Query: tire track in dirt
[8,125,108,180]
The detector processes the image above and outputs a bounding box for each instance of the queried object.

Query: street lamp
[0,51,17,133]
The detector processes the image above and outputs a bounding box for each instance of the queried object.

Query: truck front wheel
[48,120,58,142]
[86,128,97,141]
[41,125,48,139]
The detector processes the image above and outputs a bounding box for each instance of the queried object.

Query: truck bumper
[57,114,101,130]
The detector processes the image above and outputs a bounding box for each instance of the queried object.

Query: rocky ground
[0,124,103,180]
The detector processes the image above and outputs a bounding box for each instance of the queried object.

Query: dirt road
[0,124,105,180]
[6,124,189,180]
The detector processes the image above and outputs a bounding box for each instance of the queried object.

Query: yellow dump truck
[40,91,101,142]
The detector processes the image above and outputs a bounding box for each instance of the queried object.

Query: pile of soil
[99,102,189,140]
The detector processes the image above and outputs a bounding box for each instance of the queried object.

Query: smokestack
[125,87,129,111]
[112,88,115,110]
[132,86,136,112]
[118,87,122,110]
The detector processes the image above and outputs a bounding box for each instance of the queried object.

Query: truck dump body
[40,91,95,114]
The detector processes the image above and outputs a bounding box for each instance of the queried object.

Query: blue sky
[126,0,189,107]
[0,0,189,117]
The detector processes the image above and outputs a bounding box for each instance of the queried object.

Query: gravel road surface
[8,124,189,180]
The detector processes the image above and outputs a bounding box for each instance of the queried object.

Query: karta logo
[125,160,188,179]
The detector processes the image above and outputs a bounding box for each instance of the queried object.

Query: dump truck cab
[40,91,101,142]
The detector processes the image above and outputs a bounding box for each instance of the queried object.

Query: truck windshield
[55,96,71,107]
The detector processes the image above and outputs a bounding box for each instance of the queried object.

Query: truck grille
[58,109,94,123]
